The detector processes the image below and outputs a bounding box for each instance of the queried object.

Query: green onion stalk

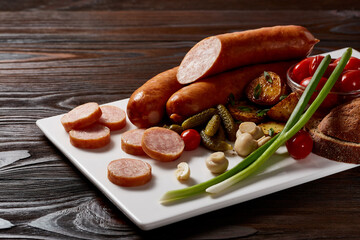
[161,48,353,203]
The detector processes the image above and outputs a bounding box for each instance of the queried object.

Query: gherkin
[168,124,184,134]
[181,108,217,130]
[200,130,232,152]
[217,104,237,141]
[204,114,221,136]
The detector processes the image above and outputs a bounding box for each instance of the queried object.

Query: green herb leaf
[264,71,272,83]
[254,84,261,99]
[228,93,235,106]
[268,128,274,137]
[279,94,288,101]
[256,109,269,117]
[237,106,252,112]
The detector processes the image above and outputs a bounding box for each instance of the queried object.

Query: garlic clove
[257,135,272,147]
[175,162,190,181]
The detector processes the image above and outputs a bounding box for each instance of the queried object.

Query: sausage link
[177,25,318,84]
[127,67,181,128]
[167,61,296,122]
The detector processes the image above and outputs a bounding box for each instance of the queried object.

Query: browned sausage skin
[177,25,319,84]
[127,67,181,128]
[167,61,296,122]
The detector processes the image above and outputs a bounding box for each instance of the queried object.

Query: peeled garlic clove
[175,162,190,181]
[206,152,229,174]
[257,135,272,147]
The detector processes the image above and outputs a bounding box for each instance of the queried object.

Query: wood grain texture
[1,6,360,239]
[0,0,358,11]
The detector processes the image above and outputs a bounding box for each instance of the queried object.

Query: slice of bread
[306,98,360,164]
[318,97,360,143]
[309,127,360,164]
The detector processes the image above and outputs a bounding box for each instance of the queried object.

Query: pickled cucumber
[215,124,226,141]
[169,124,184,134]
[181,108,217,129]
[204,114,221,136]
[217,104,237,141]
[200,130,232,152]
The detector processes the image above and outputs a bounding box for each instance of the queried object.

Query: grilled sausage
[177,25,318,84]
[167,61,296,122]
[127,67,182,128]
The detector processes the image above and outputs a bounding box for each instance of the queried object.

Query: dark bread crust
[305,98,360,164]
[318,98,360,143]
[309,128,360,164]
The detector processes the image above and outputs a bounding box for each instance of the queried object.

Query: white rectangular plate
[36,48,359,230]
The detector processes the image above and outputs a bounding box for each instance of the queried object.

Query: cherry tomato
[300,76,339,109]
[334,56,360,71]
[339,70,360,92]
[286,129,313,160]
[292,57,313,83]
[323,62,338,78]
[180,129,201,151]
[309,55,325,75]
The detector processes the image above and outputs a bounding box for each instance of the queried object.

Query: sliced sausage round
[61,102,102,132]
[98,105,126,131]
[141,127,184,162]
[69,123,110,149]
[121,129,146,156]
[107,158,152,187]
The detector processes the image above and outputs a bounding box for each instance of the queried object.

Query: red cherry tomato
[300,76,339,109]
[339,70,360,92]
[334,57,360,71]
[299,76,312,88]
[309,55,325,75]
[180,129,201,151]
[323,62,338,78]
[292,57,313,83]
[286,129,313,160]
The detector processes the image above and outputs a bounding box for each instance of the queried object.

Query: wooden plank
[0,9,360,239]
[0,0,358,11]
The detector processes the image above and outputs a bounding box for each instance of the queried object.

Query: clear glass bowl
[286,64,360,111]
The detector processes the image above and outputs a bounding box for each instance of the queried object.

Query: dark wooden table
[1,1,360,239]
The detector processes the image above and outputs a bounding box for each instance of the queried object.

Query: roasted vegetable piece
[227,100,267,124]
[258,121,285,136]
[246,71,287,106]
[217,104,237,141]
[204,114,221,136]
[181,108,217,130]
[267,92,299,122]
[200,130,233,152]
